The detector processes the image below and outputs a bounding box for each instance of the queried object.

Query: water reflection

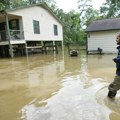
[0,51,120,120]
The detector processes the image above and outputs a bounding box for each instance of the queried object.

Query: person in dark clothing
[108,33,120,98]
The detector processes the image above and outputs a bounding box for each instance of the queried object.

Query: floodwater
[0,50,120,120]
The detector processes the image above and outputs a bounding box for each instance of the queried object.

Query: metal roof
[86,18,120,32]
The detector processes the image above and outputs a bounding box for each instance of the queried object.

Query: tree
[0,0,56,10]
[77,0,92,27]
[0,0,11,9]
[82,8,100,27]
[100,0,120,18]
[57,10,83,45]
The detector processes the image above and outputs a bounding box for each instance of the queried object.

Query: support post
[53,41,58,54]
[61,41,64,50]
[25,42,28,56]
[41,41,44,46]
[5,13,14,58]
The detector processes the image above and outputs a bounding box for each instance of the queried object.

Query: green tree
[0,0,11,9]
[0,0,55,10]
[100,0,120,18]
[27,0,56,5]
[78,0,92,27]
[82,8,101,27]
[56,10,83,45]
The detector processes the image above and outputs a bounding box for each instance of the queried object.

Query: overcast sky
[55,0,106,12]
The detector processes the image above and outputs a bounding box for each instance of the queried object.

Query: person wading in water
[108,33,120,99]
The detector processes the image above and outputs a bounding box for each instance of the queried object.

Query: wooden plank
[26,46,43,49]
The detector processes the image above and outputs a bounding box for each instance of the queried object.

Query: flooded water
[0,50,120,120]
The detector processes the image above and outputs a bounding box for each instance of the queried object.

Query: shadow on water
[0,50,120,120]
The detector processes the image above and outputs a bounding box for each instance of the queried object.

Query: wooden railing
[0,30,24,41]
[10,30,24,40]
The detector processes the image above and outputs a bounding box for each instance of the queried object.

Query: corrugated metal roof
[86,18,120,32]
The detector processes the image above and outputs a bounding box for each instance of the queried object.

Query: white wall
[87,30,120,53]
[8,6,63,41]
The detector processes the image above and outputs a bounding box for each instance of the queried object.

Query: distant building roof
[86,18,120,32]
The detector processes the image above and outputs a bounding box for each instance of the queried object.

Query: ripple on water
[95,82,120,118]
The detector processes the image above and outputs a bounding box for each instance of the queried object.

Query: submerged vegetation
[0,0,120,46]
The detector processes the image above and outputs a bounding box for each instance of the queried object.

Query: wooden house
[0,3,63,57]
[86,18,120,54]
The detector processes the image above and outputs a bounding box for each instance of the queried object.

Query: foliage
[0,0,55,9]
[78,0,92,26]
[100,0,120,18]
[81,7,101,28]
[54,9,85,45]
[0,0,10,9]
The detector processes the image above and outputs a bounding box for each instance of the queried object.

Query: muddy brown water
[0,50,120,120]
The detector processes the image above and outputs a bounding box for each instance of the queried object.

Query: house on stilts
[0,3,63,58]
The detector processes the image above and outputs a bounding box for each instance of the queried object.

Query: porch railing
[10,30,24,40]
[0,30,24,41]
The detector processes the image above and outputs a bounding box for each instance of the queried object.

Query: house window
[54,24,58,36]
[33,20,40,34]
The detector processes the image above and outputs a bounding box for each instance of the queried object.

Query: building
[86,18,120,54]
[0,3,63,57]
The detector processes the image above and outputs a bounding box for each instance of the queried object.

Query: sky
[55,0,106,12]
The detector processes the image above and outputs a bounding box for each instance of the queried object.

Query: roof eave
[86,29,120,32]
